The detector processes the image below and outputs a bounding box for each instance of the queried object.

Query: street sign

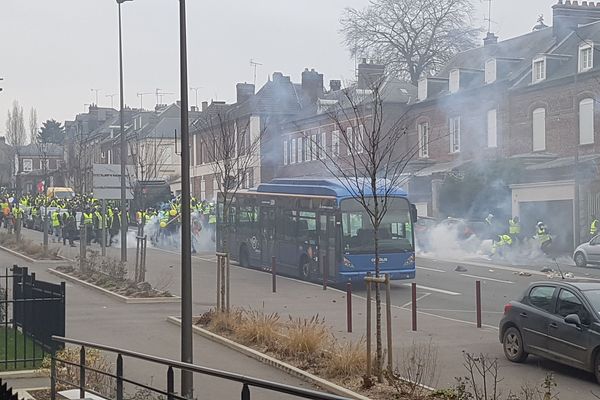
[92,163,134,200]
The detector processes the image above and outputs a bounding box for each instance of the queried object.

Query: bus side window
[278,211,297,241]
[298,212,316,243]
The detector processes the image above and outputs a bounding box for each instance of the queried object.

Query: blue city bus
[216,178,417,283]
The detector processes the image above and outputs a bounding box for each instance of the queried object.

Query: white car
[573,235,600,267]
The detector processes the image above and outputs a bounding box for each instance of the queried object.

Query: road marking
[403,284,461,296]
[460,274,514,284]
[400,292,431,308]
[417,308,504,314]
[417,266,446,273]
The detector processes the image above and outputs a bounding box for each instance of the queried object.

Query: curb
[166,316,371,400]
[0,370,45,379]
[48,269,181,304]
[0,245,64,264]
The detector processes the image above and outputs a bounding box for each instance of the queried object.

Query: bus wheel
[239,245,250,268]
[300,258,311,281]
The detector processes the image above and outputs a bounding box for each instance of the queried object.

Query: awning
[412,159,471,177]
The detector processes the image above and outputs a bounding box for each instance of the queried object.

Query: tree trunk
[374,225,383,382]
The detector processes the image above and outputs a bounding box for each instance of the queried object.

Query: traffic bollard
[412,282,417,331]
[346,282,352,333]
[271,256,277,293]
[322,253,327,290]
[476,280,482,328]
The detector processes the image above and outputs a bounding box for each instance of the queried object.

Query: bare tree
[66,126,88,194]
[6,100,26,147]
[29,108,38,145]
[312,79,423,385]
[193,110,264,255]
[340,0,480,85]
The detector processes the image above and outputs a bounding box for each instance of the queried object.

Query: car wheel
[503,327,528,363]
[594,352,600,383]
[575,252,587,268]
[299,258,311,281]
[239,246,250,268]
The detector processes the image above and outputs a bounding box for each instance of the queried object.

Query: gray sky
[0,0,556,135]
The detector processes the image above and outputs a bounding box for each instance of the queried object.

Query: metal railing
[51,336,352,400]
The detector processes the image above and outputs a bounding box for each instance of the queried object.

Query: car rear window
[528,286,555,312]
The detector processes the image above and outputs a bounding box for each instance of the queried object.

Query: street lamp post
[117,0,132,263]
[178,0,193,398]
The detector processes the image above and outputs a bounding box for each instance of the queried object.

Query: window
[298,136,304,163]
[290,138,297,164]
[449,117,461,153]
[532,108,546,151]
[556,289,589,323]
[346,126,354,155]
[485,59,497,84]
[417,122,429,158]
[297,211,317,242]
[319,132,326,159]
[332,130,340,157]
[311,134,317,161]
[283,140,289,165]
[418,78,428,101]
[22,159,32,172]
[533,58,546,83]
[356,125,364,154]
[528,286,555,312]
[487,109,497,148]
[579,98,594,145]
[449,69,460,93]
[579,42,594,72]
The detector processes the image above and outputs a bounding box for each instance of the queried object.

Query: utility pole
[137,92,152,110]
[178,0,193,397]
[91,88,101,106]
[117,0,133,263]
[190,87,201,108]
[250,59,262,86]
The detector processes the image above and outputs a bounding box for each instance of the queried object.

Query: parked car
[499,281,600,382]
[414,216,437,251]
[573,235,600,268]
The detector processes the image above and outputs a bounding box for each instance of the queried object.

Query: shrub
[386,340,438,399]
[323,338,367,379]
[235,309,280,348]
[280,315,328,359]
[209,309,243,334]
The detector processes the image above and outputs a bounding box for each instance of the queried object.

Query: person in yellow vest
[492,234,513,257]
[535,221,552,255]
[81,208,94,245]
[94,207,105,245]
[51,210,61,242]
[590,215,599,242]
[508,216,521,244]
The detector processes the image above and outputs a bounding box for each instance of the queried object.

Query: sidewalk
[14,227,598,399]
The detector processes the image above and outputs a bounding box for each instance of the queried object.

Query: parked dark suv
[499,281,600,382]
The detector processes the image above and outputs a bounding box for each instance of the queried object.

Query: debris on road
[455,265,468,272]
[540,267,553,273]
[514,271,532,277]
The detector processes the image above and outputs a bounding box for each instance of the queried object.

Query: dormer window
[579,42,594,72]
[449,69,460,93]
[533,57,546,83]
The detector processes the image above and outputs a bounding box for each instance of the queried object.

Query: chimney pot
[483,32,498,46]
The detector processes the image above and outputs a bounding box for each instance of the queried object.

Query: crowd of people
[0,192,217,252]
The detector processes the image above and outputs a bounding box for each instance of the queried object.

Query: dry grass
[386,340,439,399]
[234,309,281,349]
[323,338,367,379]
[280,315,328,359]
[0,232,60,259]
[208,309,243,334]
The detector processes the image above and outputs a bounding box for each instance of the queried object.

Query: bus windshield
[341,197,413,254]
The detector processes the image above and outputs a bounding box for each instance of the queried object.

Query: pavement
[11,227,600,399]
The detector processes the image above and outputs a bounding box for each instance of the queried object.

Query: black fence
[0,379,22,400]
[1,265,66,370]
[51,336,352,400]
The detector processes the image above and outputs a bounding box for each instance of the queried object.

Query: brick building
[14,143,65,195]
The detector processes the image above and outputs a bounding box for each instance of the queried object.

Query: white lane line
[417,266,446,273]
[404,284,461,296]
[460,273,514,284]
[417,308,504,314]
[400,292,431,309]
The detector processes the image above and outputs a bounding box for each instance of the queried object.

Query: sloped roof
[17,143,63,157]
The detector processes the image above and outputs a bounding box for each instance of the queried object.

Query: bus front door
[260,207,275,268]
[318,214,336,282]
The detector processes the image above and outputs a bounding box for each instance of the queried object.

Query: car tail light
[504,303,512,315]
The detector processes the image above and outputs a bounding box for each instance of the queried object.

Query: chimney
[301,68,324,101]
[0,137,5,144]
[191,106,198,112]
[201,101,208,112]
[236,82,255,104]
[357,59,385,89]
[272,72,291,84]
[483,32,498,46]
[329,80,342,92]
[553,0,600,39]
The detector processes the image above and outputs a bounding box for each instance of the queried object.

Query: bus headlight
[343,257,354,269]
[404,255,415,266]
